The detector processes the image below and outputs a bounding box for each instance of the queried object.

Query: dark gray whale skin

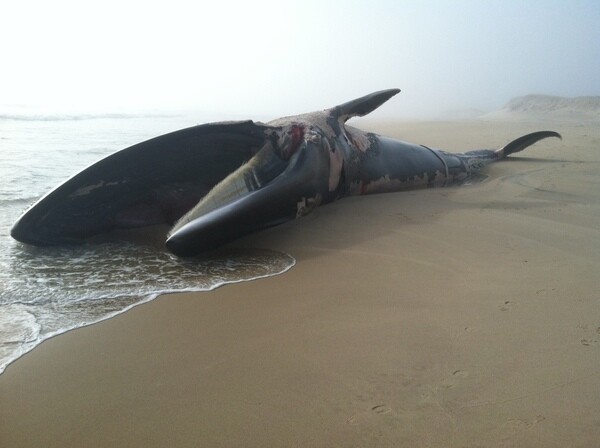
[11,89,561,256]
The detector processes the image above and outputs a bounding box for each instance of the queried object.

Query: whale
[11,89,561,256]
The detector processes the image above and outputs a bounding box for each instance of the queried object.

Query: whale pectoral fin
[496,131,562,158]
[330,89,401,122]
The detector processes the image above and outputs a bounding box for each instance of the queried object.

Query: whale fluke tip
[498,131,562,158]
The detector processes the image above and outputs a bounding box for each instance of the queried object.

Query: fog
[2,0,599,119]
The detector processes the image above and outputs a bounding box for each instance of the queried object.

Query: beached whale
[11,89,560,256]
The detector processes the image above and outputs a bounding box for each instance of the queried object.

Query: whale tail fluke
[495,131,561,158]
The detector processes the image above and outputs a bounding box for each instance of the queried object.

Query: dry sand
[1,118,599,447]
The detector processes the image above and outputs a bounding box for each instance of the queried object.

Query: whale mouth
[165,137,328,257]
[167,140,288,238]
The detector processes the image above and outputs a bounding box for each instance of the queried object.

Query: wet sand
[1,119,599,447]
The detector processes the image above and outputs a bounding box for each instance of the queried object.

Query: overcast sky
[2,0,599,119]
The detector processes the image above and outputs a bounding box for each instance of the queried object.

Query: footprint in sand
[441,369,470,389]
[578,324,599,347]
[499,300,513,311]
[370,405,392,415]
[441,369,469,389]
[535,288,556,296]
[452,369,469,378]
[345,405,393,425]
[504,415,546,436]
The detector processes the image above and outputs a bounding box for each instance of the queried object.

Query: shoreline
[2,119,599,447]
[0,250,297,376]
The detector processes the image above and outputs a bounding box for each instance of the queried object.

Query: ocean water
[0,112,295,375]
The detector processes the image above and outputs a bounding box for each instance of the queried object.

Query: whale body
[11,89,561,256]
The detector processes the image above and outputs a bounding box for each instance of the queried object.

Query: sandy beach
[1,118,599,447]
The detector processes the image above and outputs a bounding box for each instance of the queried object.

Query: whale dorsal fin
[330,88,400,122]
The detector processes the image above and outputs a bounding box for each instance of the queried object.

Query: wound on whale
[11,89,561,257]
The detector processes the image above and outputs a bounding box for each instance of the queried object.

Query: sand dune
[506,94,600,112]
[484,94,600,122]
